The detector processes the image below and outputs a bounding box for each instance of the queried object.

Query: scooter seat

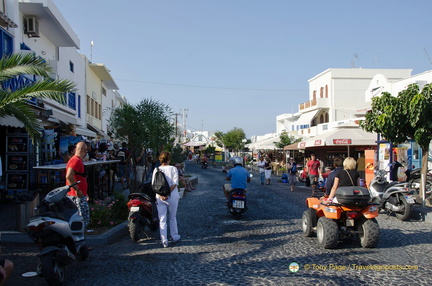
[129,193,151,201]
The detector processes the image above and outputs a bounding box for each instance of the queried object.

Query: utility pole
[172,112,180,141]
[180,108,189,142]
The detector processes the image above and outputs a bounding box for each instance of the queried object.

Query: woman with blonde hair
[326,157,360,203]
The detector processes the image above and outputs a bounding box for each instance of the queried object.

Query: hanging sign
[333,139,352,145]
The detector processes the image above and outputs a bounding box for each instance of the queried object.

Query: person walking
[264,157,272,185]
[306,153,321,195]
[287,157,298,192]
[152,151,181,248]
[66,142,90,228]
[257,156,266,185]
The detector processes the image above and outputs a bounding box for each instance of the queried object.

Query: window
[87,95,91,115]
[68,92,76,110]
[78,95,81,118]
[69,61,74,73]
[102,87,106,96]
[0,28,13,56]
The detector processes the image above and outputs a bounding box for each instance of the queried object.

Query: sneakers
[162,241,169,248]
[170,237,181,245]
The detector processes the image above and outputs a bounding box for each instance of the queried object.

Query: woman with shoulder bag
[152,151,181,248]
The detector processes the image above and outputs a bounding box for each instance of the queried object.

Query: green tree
[0,53,75,141]
[109,99,174,188]
[221,127,246,153]
[274,131,302,149]
[213,131,225,149]
[360,83,432,201]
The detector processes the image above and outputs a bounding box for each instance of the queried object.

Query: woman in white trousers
[152,151,181,248]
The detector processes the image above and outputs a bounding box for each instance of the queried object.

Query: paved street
[2,162,432,285]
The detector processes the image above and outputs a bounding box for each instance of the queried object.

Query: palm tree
[0,52,75,141]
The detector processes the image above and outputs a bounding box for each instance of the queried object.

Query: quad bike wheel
[356,218,380,248]
[302,208,317,237]
[316,217,338,249]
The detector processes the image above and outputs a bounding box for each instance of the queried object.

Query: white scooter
[26,183,89,286]
[369,169,415,221]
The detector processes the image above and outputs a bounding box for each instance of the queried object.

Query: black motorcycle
[406,168,432,201]
[127,180,159,241]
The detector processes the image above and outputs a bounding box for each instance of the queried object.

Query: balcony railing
[299,99,317,110]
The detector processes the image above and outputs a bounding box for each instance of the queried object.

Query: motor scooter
[127,180,159,241]
[227,188,247,218]
[26,183,89,286]
[369,169,415,221]
[406,168,432,201]
[224,174,252,219]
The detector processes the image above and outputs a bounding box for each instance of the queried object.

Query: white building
[276,68,412,140]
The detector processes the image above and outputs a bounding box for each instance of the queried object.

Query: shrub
[89,192,128,228]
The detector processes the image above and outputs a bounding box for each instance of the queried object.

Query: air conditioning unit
[24,17,40,37]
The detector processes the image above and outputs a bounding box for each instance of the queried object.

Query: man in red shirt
[66,142,90,228]
[306,153,322,195]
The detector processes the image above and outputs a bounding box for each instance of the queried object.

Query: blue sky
[55,0,432,138]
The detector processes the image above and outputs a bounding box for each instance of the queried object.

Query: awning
[51,109,77,125]
[246,137,280,150]
[0,116,25,128]
[299,126,377,148]
[75,126,97,138]
[296,110,319,126]
[87,123,109,139]
[182,141,206,147]
[0,11,18,28]
[284,142,305,150]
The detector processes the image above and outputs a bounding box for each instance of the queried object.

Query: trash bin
[15,192,39,232]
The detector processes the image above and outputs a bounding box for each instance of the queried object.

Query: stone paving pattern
[1,162,432,285]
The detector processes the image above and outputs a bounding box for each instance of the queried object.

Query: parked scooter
[127,180,159,241]
[406,168,432,201]
[26,183,89,286]
[369,169,415,221]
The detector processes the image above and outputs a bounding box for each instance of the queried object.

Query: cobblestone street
[2,162,432,285]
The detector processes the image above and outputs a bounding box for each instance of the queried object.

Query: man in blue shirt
[224,157,251,200]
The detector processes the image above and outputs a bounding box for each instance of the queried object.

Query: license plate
[130,206,140,212]
[404,195,415,204]
[232,200,245,209]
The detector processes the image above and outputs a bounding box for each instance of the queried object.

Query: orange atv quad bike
[302,186,380,249]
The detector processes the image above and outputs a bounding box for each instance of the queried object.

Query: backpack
[152,167,171,196]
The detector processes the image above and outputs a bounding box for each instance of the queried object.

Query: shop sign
[314,140,322,146]
[333,139,352,145]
